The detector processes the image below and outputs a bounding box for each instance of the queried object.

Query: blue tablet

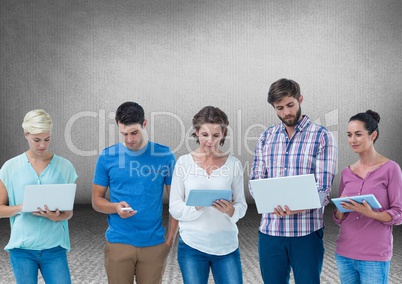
[331,194,382,213]
[186,189,232,207]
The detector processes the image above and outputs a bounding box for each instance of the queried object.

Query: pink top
[333,160,402,261]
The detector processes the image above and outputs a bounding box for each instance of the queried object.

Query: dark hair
[268,78,301,105]
[349,110,380,143]
[115,102,145,126]
[191,106,229,146]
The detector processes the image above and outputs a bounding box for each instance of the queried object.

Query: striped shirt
[250,115,337,237]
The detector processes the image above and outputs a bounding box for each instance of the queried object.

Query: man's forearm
[166,215,179,247]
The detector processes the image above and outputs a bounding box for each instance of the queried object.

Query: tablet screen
[331,194,382,213]
[186,189,232,207]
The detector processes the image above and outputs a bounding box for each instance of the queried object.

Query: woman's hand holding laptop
[31,205,73,221]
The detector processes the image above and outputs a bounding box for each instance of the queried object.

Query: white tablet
[331,194,382,213]
[21,183,77,212]
[186,189,232,207]
[249,174,321,214]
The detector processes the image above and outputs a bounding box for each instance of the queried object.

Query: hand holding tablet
[186,189,232,207]
[331,194,382,213]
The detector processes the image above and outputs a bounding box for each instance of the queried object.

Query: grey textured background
[1,0,402,204]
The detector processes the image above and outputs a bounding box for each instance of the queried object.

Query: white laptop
[249,174,321,214]
[22,184,77,212]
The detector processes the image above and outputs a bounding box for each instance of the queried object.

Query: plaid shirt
[250,115,337,237]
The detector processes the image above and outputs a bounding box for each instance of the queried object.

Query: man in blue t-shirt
[92,101,178,284]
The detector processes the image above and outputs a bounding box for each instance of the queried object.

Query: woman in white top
[169,106,247,284]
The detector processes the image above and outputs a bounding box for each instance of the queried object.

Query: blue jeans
[177,239,243,284]
[258,229,324,284]
[9,246,71,284]
[335,253,390,284]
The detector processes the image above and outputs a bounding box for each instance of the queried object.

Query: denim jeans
[177,239,243,284]
[335,253,390,284]
[9,246,71,284]
[258,229,324,284]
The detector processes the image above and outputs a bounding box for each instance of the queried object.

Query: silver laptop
[249,174,321,214]
[22,183,77,212]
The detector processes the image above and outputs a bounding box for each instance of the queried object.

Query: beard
[278,106,302,127]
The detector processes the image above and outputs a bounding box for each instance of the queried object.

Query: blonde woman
[0,109,78,284]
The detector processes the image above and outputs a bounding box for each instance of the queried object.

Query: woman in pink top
[333,110,402,284]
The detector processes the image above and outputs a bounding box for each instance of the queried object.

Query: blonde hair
[22,109,53,134]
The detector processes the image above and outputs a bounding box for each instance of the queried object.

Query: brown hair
[268,78,301,105]
[191,106,229,146]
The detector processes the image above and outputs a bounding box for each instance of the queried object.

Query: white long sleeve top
[169,154,247,255]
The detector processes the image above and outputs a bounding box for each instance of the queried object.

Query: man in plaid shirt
[250,78,337,283]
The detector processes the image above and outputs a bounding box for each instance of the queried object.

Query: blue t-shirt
[93,141,176,247]
[0,153,78,251]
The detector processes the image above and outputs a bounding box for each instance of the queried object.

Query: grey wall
[1,0,401,204]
